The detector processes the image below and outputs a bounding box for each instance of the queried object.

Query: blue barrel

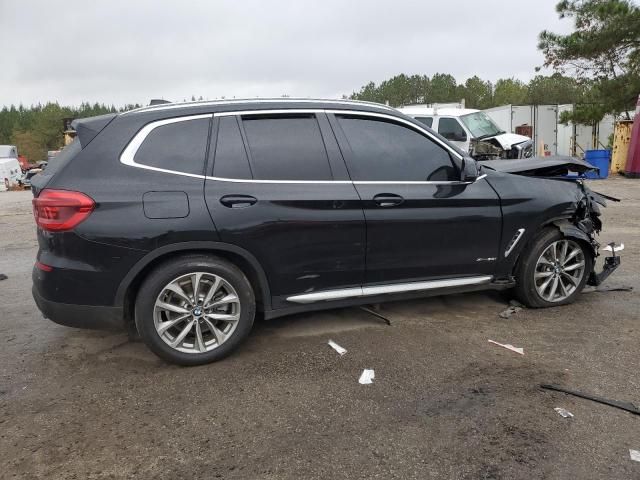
[584,149,611,179]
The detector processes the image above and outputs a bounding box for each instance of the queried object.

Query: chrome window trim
[286,275,494,304]
[119,108,485,186]
[120,114,212,178]
[214,108,322,117]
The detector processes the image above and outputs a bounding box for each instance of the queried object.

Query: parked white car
[0,145,22,191]
[398,106,533,160]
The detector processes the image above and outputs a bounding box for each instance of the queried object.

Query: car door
[204,111,365,309]
[328,112,501,286]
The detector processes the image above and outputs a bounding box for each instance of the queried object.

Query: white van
[0,145,22,191]
[398,105,533,160]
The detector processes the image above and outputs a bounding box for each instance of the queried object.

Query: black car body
[31,99,619,365]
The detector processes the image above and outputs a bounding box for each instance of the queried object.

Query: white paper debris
[328,340,347,356]
[488,339,524,355]
[359,369,375,384]
[630,449,640,462]
[554,407,574,418]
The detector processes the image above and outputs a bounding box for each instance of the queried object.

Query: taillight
[32,189,95,232]
[35,261,53,272]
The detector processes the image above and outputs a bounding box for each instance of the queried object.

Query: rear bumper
[32,285,125,331]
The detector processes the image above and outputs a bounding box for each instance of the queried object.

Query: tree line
[0,102,140,163]
[349,73,588,110]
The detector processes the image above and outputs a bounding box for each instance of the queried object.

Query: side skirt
[264,279,514,320]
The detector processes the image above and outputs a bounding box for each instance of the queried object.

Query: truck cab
[398,106,533,160]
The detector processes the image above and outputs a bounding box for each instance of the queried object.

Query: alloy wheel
[534,239,585,302]
[153,272,241,354]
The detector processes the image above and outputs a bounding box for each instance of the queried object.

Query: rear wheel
[135,254,255,365]
[514,229,592,308]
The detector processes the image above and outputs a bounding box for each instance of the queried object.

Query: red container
[625,94,640,178]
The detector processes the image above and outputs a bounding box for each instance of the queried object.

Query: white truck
[0,146,22,191]
[397,105,533,160]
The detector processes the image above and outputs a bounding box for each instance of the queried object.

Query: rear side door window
[134,117,210,175]
[212,116,252,179]
[240,114,333,181]
[437,118,467,142]
[335,115,458,182]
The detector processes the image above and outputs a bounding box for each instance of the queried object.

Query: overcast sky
[0,0,573,107]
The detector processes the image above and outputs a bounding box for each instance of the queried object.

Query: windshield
[459,112,504,138]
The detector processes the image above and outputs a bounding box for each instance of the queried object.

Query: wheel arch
[510,217,596,277]
[116,241,271,324]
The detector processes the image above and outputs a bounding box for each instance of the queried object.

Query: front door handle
[373,193,404,207]
[220,195,257,208]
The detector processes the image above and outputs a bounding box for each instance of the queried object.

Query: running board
[286,276,494,304]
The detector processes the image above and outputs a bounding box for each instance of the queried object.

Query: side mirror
[460,157,479,182]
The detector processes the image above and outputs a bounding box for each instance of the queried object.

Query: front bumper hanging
[588,242,623,286]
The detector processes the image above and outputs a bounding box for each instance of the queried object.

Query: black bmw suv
[31,99,618,365]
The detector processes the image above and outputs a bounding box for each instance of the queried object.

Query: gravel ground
[1,178,639,480]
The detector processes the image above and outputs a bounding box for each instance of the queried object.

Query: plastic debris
[582,284,633,294]
[541,384,640,415]
[554,407,574,418]
[0,274,7,281]
[327,340,347,356]
[499,300,525,319]
[358,306,392,326]
[488,339,524,355]
[630,450,640,462]
[358,369,375,384]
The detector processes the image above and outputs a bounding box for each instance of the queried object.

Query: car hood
[489,132,531,149]
[480,155,595,176]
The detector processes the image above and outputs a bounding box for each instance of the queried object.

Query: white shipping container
[484,104,614,158]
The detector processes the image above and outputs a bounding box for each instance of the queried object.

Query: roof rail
[122,98,395,115]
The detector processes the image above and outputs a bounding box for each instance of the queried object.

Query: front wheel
[514,229,592,308]
[135,254,255,365]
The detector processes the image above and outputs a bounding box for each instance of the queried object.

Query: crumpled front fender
[552,219,597,254]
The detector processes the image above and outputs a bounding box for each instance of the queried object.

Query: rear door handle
[373,193,404,207]
[220,195,257,208]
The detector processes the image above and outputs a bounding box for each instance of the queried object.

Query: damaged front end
[553,182,622,286]
[470,137,534,161]
[482,155,623,287]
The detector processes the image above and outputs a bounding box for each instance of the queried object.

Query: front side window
[241,115,332,181]
[134,118,210,175]
[336,115,457,182]
[437,118,467,142]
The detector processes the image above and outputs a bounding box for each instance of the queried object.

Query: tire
[514,228,592,308]
[135,254,255,366]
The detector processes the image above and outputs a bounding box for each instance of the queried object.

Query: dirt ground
[1,178,639,480]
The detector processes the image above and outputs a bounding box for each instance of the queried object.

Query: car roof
[121,98,397,117]
[397,106,480,117]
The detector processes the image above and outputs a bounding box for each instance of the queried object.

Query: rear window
[135,118,210,175]
[241,115,332,181]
